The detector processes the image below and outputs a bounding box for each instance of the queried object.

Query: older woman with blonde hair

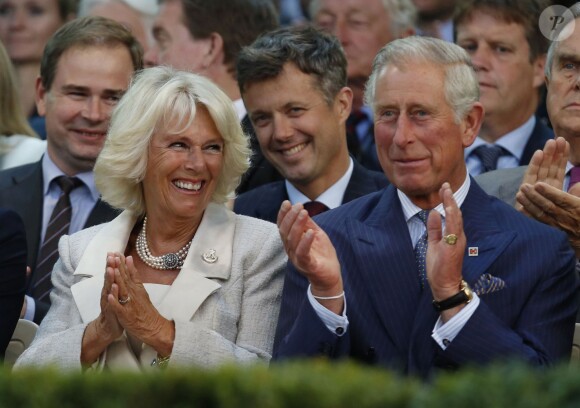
[15,66,286,371]
[0,41,45,170]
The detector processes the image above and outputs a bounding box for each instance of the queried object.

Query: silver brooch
[202,249,218,264]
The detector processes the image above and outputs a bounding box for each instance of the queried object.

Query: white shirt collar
[232,99,247,121]
[285,158,354,209]
[41,152,99,201]
[465,115,536,160]
[397,173,471,222]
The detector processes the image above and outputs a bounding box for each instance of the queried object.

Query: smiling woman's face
[143,106,225,225]
[0,0,66,63]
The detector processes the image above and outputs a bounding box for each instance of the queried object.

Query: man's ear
[201,32,224,69]
[461,101,485,148]
[35,77,48,117]
[335,86,353,123]
[533,54,547,89]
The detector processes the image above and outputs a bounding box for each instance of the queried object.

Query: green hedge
[2,360,580,407]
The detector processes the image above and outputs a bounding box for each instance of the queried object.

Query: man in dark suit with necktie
[274,36,578,377]
[0,17,143,324]
[455,0,553,175]
[477,5,580,273]
[234,26,388,223]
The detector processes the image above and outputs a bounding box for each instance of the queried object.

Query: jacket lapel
[84,199,121,228]
[255,182,288,223]
[71,203,234,325]
[155,202,234,320]
[346,187,421,355]
[343,159,377,203]
[8,162,44,270]
[71,211,137,323]
[460,180,517,284]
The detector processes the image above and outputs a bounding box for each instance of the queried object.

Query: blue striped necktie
[473,145,508,173]
[32,176,82,302]
[414,210,430,289]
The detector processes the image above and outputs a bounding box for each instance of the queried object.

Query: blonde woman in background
[0,41,45,170]
[0,0,76,138]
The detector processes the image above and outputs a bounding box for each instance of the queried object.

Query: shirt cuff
[431,293,480,349]
[23,295,36,322]
[307,285,349,336]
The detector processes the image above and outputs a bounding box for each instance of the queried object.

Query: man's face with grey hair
[313,0,395,85]
[546,20,580,148]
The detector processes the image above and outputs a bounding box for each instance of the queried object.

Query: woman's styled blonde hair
[94,66,250,214]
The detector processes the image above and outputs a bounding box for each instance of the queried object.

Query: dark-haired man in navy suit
[234,25,387,223]
[274,36,578,377]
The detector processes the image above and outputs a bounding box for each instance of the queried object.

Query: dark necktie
[414,210,430,289]
[568,166,580,191]
[473,145,508,173]
[303,201,329,217]
[32,176,82,302]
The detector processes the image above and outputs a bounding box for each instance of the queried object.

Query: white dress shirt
[285,158,354,209]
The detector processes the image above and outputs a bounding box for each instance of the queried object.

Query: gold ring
[443,234,458,245]
[118,296,131,305]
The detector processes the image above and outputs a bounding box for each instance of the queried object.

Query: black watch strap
[432,280,473,312]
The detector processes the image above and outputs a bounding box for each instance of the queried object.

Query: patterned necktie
[414,210,430,289]
[568,166,580,191]
[32,176,82,302]
[303,201,329,217]
[473,145,508,173]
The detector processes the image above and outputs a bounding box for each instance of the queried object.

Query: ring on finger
[443,234,458,245]
[118,295,131,305]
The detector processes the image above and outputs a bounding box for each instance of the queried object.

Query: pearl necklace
[136,216,193,270]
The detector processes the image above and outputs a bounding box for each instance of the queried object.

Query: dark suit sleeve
[273,261,349,360]
[0,209,27,358]
[441,235,579,367]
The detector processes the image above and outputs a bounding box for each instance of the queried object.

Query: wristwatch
[432,280,473,312]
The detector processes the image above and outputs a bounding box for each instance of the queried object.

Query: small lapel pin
[468,247,478,257]
[202,249,218,264]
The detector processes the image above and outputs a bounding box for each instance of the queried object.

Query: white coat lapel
[156,202,235,321]
[71,211,138,324]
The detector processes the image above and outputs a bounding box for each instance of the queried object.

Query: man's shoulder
[234,181,286,215]
[474,166,527,206]
[0,161,41,187]
[316,188,388,229]
[355,164,389,187]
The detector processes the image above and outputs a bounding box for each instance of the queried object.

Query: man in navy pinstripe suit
[274,36,579,377]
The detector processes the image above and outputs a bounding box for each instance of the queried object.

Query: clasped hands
[82,252,174,364]
[516,137,580,257]
[276,182,467,319]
